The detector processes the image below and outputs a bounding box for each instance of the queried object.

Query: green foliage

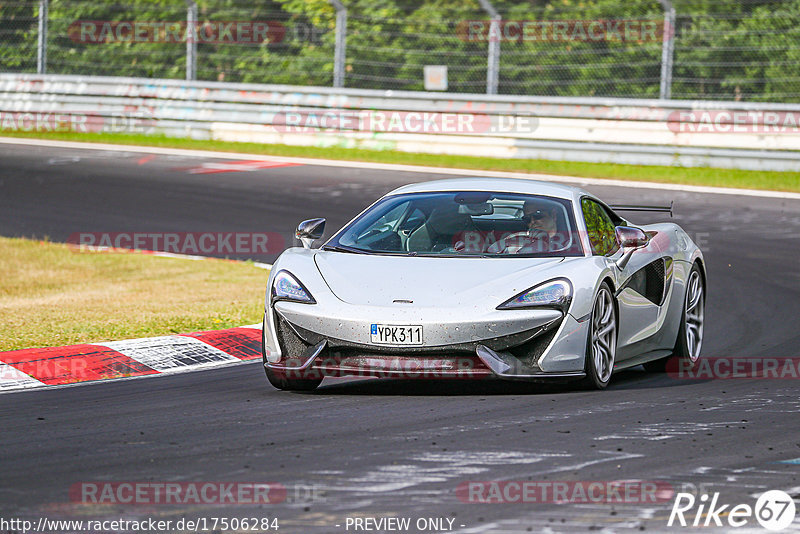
[672,0,800,101]
[2,0,799,101]
[495,0,664,97]
[581,198,617,256]
[0,0,38,72]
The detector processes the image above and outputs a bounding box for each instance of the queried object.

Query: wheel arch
[600,276,620,334]
[601,275,616,294]
[693,257,707,298]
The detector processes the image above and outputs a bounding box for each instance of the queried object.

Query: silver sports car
[261,178,705,390]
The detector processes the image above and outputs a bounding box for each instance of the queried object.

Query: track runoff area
[0,139,799,533]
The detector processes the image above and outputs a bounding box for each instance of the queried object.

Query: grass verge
[2,131,799,193]
[0,236,267,352]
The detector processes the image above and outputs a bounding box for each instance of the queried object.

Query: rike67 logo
[668,490,796,531]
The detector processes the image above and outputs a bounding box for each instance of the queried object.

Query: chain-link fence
[1,0,799,102]
[1,1,38,73]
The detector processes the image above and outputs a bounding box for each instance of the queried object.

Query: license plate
[370,324,423,346]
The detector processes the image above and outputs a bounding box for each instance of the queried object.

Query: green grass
[2,130,799,193]
[0,237,267,351]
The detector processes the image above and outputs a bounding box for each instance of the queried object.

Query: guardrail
[2,74,800,171]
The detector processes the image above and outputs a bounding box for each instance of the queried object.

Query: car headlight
[271,270,316,304]
[497,278,572,312]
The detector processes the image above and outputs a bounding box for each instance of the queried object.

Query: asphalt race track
[1,141,800,532]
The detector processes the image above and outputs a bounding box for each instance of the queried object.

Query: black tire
[643,263,705,373]
[582,281,618,390]
[264,365,323,391]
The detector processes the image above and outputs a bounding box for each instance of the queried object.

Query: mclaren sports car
[261,178,706,390]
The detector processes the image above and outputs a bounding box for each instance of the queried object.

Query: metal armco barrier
[2,74,800,171]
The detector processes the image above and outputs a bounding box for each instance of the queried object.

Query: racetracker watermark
[69,482,287,505]
[456,481,675,504]
[667,110,800,134]
[0,111,155,134]
[67,232,285,257]
[0,359,96,381]
[271,110,537,134]
[446,230,709,256]
[274,355,494,380]
[68,20,286,44]
[457,19,669,43]
[668,357,800,380]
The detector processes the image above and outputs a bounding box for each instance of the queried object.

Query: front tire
[582,282,617,389]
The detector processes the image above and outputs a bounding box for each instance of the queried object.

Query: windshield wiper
[321,245,365,254]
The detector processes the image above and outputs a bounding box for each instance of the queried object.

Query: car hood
[314,251,567,307]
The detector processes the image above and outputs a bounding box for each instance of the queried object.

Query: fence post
[330,0,347,88]
[659,0,675,100]
[478,0,500,95]
[186,0,197,81]
[37,0,48,74]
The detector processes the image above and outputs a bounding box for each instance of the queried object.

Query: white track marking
[0,362,44,391]
[70,245,273,268]
[594,421,748,441]
[2,137,799,200]
[98,336,239,373]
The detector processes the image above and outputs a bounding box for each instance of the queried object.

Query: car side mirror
[614,226,649,269]
[296,218,326,249]
[615,226,649,248]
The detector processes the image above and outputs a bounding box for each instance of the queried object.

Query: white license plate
[370,324,423,345]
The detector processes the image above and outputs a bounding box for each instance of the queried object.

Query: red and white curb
[0,324,263,393]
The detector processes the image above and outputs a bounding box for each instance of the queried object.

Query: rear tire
[643,263,705,372]
[264,365,322,391]
[582,282,617,390]
[673,264,705,363]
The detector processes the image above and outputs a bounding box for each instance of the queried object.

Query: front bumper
[263,301,589,380]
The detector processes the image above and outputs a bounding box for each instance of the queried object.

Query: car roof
[385,177,588,201]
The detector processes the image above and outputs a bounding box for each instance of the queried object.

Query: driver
[488,199,560,254]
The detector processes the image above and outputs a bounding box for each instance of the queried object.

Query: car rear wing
[609,201,673,217]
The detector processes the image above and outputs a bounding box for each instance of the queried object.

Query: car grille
[273,312,563,374]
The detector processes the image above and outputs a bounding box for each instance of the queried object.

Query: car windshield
[326,191,584,257]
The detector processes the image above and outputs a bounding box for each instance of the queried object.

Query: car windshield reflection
[327,191,584,257]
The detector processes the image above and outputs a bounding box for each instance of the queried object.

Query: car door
[581,197,663,361]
